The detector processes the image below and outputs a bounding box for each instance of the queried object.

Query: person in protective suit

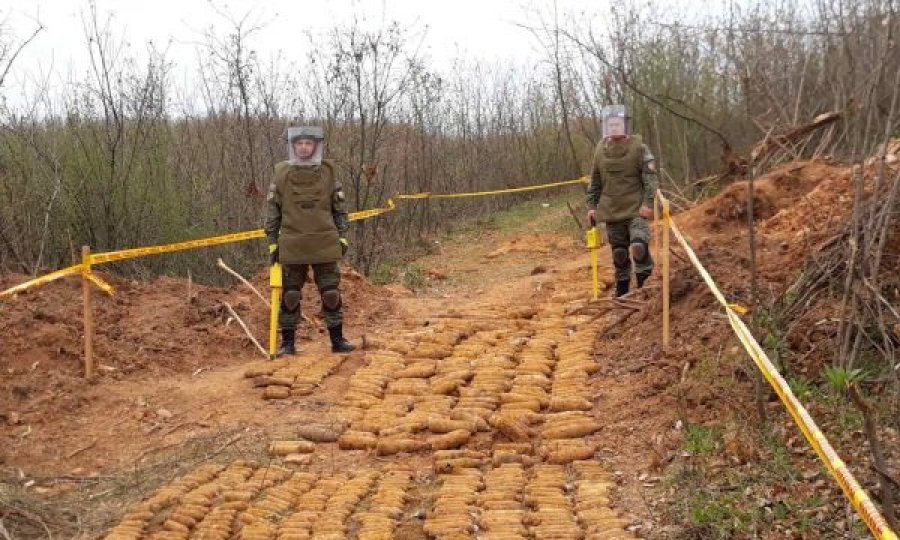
[586,104,659,297]
[264,126,355,354]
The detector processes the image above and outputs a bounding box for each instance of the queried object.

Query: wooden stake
[662,198,671,351]
[81,245,94,379]
[217,257,268,307]
[223,302,268,358]
[653,191,661,263]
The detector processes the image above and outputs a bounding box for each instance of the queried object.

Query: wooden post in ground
[653,191,661,263]
[81,245,94,379]
[662,198,671,351]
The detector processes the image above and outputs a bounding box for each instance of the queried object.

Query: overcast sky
[1,0,610,101]
[1,0,733,111]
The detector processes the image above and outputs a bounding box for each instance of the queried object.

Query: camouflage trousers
[279,262,343,330]
[606,217,654,282]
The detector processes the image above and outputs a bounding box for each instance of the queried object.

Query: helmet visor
[601,105,629,138]
[286,126,325,166]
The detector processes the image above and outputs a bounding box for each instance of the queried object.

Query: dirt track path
[11,201,657,539]
[100,209,653,539]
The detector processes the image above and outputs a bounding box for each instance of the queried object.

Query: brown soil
[0,267,392,474]
[1,154,898,539]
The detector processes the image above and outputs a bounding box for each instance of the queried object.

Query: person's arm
[586,149,603,207]
[264,172,282,263]
[641,144,659,205]
[586,147,602,222]
[332,181,350,254]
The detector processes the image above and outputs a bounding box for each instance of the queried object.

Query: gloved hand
[268,243,279,265]
[339,237,349,256]
[586,209,597,227]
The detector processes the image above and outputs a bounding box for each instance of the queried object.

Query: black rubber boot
[636,271,651,289]
[615,279,631,298]
[328,325,356,353]
[277,328,296,356]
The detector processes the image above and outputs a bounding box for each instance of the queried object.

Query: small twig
[634,477,660,524]
[873,463,900,491]
[0,518,13,540]
[163,421,207,436]
[849,384,898,529]
[861,277,900,323]
[88,488,114,501]
[218,258,269,307]
[206,433,244,459]
[186,270,192,305]
[596,310,637,339]
[0,504,52,540]
[223,302,268,358]
[669,246,689,264]
[26,474,115,483]
[612,299,647,310]
[65,439,97,459]
[593,296,646,304]
[623,284,661,296]
[136,442,181,462]
[591,297,647,311]
[566,201,585,232]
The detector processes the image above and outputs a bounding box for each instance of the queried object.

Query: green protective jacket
[586,135,658,223]
[264,159,349,264]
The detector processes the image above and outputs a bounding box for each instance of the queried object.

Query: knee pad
[630,241,649,264]
[612,246,629,268]
[321,288,342,311]
[282,290,301,311]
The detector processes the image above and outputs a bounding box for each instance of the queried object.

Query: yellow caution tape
[0,176,588,300]
[348,198,397,221]
[355,177,590,220]
[85,272,114,295]
[0,264,83,300]
[658,191,898,540]
[403,177,590,199]
[89,230,267,265]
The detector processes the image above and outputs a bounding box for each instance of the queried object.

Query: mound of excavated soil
[0,265,393,428]
[592,153,900,537]
[670,160,856,293]
[684,160,847,234]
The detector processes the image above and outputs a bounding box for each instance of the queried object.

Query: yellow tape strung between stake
[90,230,268,265]
[0,207,392,297]
[397,177,591,200]
[85,272,114,295]
[0,264,82,300]
[659,191,898,540]
[0,175,589,299]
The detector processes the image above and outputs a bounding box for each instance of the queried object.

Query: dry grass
[0,427,269,538]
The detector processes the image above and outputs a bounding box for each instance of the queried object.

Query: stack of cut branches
[776,163,900,360]
[774,160,899,529]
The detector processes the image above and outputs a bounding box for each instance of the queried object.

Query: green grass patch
[446,192,582,241]
[788,376,814,402]
[683,424,722,456]
[370,261,427,290]
[370,262,401,285]
[401,263,426,290]
[686,491,759,539]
